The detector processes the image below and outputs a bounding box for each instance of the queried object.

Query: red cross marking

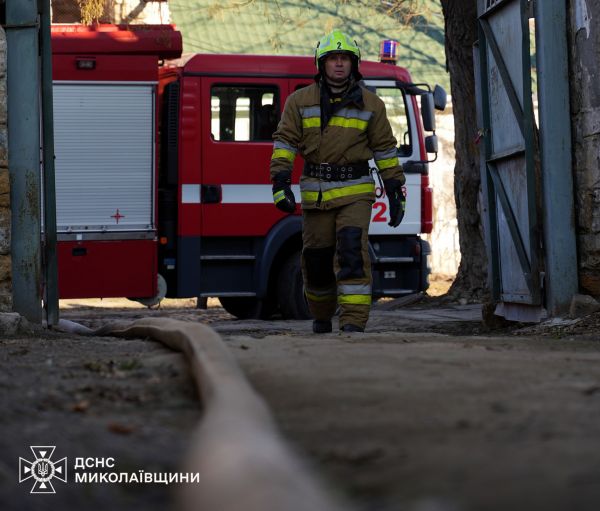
[111,209,125,224]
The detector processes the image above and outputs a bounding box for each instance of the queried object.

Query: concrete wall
[0,28,10,311]
[569,0,600,296]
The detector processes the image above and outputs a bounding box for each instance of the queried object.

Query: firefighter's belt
[303,162,370,181]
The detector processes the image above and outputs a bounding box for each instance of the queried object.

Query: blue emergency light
[379,40,399,64]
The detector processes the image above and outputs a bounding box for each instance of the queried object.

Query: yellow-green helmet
[315,29,361,70]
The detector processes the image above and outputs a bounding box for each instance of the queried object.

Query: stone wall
[568,0,600,296]
[0,28,10,311]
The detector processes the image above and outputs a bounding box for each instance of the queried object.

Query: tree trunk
[440,0,487,301]
[568,0,600,296]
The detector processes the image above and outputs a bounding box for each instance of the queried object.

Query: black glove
[272,171,296,214]
[384,179,406,228]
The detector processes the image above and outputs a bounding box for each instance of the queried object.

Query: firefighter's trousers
[301,199,373,330]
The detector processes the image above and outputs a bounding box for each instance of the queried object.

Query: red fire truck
[51,24,446,319]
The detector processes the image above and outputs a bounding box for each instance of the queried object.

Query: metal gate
[476,0,578,321]
[477,0,541,321]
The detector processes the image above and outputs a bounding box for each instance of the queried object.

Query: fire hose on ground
[56,317,349,511]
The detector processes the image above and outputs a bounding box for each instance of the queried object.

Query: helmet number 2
[337,42,342,49]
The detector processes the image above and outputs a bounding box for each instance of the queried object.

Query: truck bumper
[369,236,430,298]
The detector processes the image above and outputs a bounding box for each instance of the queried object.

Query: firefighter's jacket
[270,80,405,210]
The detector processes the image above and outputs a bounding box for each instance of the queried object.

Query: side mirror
[425,134,438,154]
[421,93,435,132]
[433,85,447,111]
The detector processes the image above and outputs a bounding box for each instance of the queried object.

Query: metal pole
[535,0,578,316]
[6,0,42,323]
[39,0,59,326]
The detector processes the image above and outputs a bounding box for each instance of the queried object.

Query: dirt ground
[1,286,600,511]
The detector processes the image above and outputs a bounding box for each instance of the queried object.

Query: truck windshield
[373,87,412,157]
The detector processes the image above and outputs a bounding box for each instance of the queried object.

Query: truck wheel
[219,297,276,320]
[277,251,312,320]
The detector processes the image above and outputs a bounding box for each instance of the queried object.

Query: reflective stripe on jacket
[270,81,405,210]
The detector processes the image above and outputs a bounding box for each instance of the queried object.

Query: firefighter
[270,29,405,333]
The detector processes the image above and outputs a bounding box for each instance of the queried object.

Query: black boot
[341,323,364,333]
[313,320,332,333]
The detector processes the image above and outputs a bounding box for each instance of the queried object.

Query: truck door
[200,78,285,236]
[189,77,285,297]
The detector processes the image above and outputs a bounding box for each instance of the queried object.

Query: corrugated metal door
[476,0,543,322]
[53,83,155,234]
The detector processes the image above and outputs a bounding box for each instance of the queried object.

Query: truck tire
[277,251,312,320]
[219,297,276,320]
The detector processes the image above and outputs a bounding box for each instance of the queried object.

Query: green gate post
[6,0,43,323]
[40,0,59,326]
[535,0,578,315]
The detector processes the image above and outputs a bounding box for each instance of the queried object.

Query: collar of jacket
[322,77,364,106]
[318,77,365,130]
